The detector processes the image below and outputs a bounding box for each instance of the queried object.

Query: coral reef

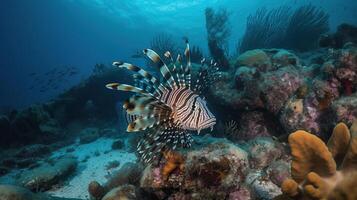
[0,105,63,148]
[210,48,304,114]
[281,122,357,199]
[210,40,357,138]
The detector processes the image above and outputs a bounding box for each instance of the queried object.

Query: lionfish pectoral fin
[124,95,171,116]
[106,83,154,97]
[128,116,159,132]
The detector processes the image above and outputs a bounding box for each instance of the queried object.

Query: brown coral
[161,150,185,180]
[289,130,336,183]
[327,123,351,165]
[281,122,357,199]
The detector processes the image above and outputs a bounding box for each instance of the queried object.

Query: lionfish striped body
[106,40,217,163]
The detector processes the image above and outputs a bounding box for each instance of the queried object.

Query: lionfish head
[192,96,216,133]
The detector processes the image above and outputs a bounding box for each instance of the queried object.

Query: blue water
[1,0,356,109]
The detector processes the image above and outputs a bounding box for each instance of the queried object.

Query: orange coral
[327,123,351,165]
[289,130,336,183]
[281,122,357,199]
[161,150,185,180]
[327,171,357,200]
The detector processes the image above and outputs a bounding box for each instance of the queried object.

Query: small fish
[107,40,217,163]
[131,50,144,59]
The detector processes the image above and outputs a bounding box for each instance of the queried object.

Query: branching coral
[281,122,357,199]
[205,7,230,69]
[239,5,329,53]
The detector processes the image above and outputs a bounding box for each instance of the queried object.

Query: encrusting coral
[161,150,185,180]
[281,121,357,199]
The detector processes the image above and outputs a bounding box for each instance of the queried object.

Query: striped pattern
[106,40,217,163]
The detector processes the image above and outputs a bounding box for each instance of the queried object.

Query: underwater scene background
[1,0,357,199]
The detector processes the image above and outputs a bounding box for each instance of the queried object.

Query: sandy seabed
[47,137,136,199]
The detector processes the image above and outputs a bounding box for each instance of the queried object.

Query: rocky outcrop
[16,156,78,192]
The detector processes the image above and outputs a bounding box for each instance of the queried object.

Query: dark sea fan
[150,33,179,61]
[284,5,330,51]
[106,41,217,163]
[238,6,291,53]
[239,5,329,53]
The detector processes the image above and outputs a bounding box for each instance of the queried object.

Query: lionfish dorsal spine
[143,49,177,89]
[105,83,155,97]
[184,40,192,90]
[175,54,186,88]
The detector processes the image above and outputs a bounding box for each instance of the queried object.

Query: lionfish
[106,39,217,163]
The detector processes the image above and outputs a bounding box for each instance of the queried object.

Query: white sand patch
[47,137,136,199]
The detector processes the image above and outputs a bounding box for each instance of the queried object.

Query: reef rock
[332,93,357,125]
[111,139,125,150]
[247,137,285,169]
[102,185,138,200]
[140,140,249,197]
[79,128,100,144]
[245,170,282,199]
[234,111,277,141]
[235,49,271,70]
[259,66,303,114]
[17,156,77,192]
[0,185,36,200]
[0,105,63,147]
[88,162,144,200]
[15,144,50,158]
[210,49,303,115]
[271,49,299,66]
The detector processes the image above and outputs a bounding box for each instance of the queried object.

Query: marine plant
[205,7,230,69]
[281,122,357,199]
[150,33,179,61]
[239,6,291,53]
[239,5,329,53]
